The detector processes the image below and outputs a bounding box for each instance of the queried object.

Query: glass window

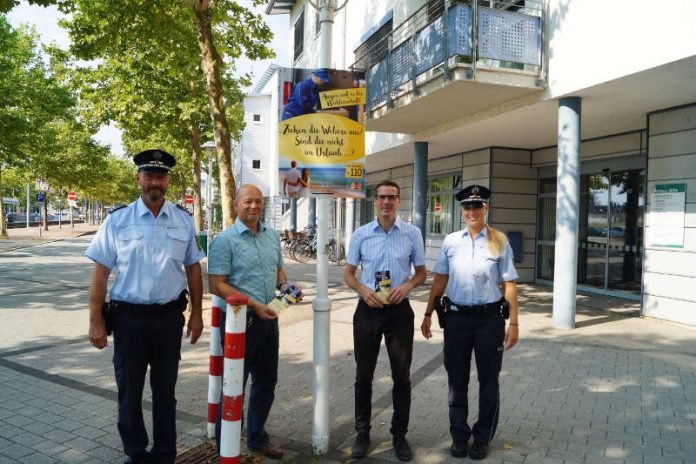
[253,113,261,122]
[252,160,261,170]
[427,174,461,236]
[293,11,304,62]
[360,186,375,225]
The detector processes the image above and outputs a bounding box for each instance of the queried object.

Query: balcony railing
[352,0,544,113]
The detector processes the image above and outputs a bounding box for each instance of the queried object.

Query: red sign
[67,191,77,201]
[185,194,194,204]
[434,203,441,213]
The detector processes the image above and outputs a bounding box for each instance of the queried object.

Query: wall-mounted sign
[647,183,686,248]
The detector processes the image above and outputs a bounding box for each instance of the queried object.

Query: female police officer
[421,184,519,460]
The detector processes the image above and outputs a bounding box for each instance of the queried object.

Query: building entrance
[537,162,645,298]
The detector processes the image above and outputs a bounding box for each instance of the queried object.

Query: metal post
[552,96,582,329]
[312,1,335,455]
[207,295,225,438]
[207,155,213,256]
[219,294,250,463]
[413,142,428,243]
[26,183,30,228]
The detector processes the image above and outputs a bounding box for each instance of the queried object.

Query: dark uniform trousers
[444,310,505,444]
[353,299,414,438]
[113,308,185,464]
[215,312,279,451]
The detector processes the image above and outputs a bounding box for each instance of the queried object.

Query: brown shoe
[251,442,284,460]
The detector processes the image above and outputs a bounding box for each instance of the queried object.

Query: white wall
[546,0,696,98]
[643,104,696,326]
[241,95,273,196]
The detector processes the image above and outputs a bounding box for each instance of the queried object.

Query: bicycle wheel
[296,244,312,263]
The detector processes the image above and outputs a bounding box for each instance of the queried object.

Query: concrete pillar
[345,198,355,255]
[552,97,581,329]
[290,198,297,231]
[413,142,428,243]
[308,198,316,227]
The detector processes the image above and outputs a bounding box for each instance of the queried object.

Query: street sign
[67,191,77,201]
[36,193,45,203]
[185,194,194,204]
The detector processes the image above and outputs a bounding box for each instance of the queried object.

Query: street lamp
[202,140,216,256]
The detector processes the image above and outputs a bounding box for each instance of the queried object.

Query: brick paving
[1,233,695,463]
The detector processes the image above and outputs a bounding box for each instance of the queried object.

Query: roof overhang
[265,0,295,15]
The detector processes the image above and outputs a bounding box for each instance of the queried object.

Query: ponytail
[486,225,507,258]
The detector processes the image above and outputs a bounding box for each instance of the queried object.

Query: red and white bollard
[219,294,249,464]
[207,295,226,438]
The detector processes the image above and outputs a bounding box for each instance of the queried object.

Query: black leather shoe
[392,436,413,462]
[450,440,467,458]
[469,441,489,460]
[351,433,370,459]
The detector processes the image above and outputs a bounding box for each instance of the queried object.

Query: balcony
[352,0,545,134]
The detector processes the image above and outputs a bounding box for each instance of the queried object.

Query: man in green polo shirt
[209,184,292,460]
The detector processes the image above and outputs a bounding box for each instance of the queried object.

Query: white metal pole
[312,1,335,455]
[345,198,354,257]
[207,155,213,255]
[26,183,30,228]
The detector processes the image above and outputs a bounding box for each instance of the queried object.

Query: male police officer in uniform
[421,185,519,460]
[344,180,427,461]
[86,149,205,464]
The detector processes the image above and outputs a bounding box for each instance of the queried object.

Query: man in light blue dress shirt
[86,149,204,464]
[208,184,292,460]
[421,184,520,460]
[344,180,426,462]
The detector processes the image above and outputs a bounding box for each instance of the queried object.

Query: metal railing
[351,0,544,113]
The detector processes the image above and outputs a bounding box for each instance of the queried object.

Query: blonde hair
[486,225,507,258]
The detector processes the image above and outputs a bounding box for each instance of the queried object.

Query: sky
[6,1,290,156]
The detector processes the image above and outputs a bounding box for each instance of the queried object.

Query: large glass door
[537,166,645,298]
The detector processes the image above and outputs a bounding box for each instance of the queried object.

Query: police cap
[455,184,490,204]
[133,149,176,173]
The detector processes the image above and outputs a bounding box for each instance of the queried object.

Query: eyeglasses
[462,201,485,210]
[375,194,400,201]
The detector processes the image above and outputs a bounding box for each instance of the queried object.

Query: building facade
[263,0,696,326]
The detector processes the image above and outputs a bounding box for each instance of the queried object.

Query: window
[427,174,461,236]
[293,11,305,62]
[315,8,321,36]
[360,186,376,225]
[252,113,261,122]
[252,160,261,170]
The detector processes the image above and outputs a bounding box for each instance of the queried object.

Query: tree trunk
[189,122,204,233]
[0,166,7,239]
[192,0,236,228]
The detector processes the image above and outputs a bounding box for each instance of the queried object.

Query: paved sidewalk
[1,238,695,463]
[0,223,99,252]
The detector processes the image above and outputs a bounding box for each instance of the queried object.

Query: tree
[61,0,274,228]
[0,17,73,238]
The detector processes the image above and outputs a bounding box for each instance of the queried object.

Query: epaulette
[176,204,189,213]
[108,205,128,215]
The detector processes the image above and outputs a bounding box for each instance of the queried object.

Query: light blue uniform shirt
[433,226,519,305]
[85,198,205,304]
[347,218,426,296]
[207,219,282,310]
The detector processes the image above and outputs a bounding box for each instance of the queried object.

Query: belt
[359,298,410,307]
[446,298,503,315]
[111,290,188,315]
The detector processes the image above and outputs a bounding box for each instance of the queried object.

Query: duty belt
[445,297,503,315]
[111,290,188,315]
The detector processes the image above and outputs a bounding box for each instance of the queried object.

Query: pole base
[206,422,216,439]
[312,434,330,455]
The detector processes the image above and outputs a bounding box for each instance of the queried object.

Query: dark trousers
[353,299,414,438]
[215,312,279,451]
[113,309,185,464]
[443,310,505,445]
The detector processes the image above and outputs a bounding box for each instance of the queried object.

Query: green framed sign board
[648,183,686,248]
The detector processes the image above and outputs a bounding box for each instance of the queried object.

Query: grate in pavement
[176,443,266,464]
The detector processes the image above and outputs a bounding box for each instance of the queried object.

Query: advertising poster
[278,68,366,199]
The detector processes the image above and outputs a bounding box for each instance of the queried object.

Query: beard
[143,187,166,202]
